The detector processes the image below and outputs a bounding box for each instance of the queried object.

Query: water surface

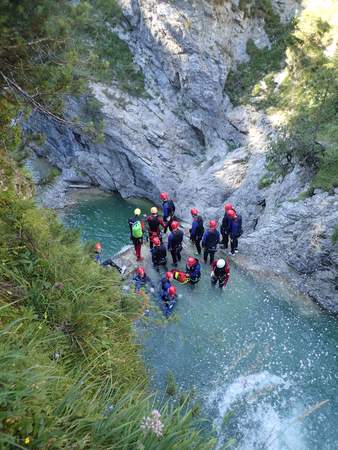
[61,195,338,450]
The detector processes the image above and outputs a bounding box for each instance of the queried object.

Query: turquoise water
[61,195,338,450]
[60,193,151,259]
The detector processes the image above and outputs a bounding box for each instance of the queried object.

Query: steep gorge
[26,0,338,311]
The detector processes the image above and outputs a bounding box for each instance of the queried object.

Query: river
[61,193,338,450]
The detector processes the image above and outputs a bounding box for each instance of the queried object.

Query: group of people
[94,193,242,315]
[125,193,242,314]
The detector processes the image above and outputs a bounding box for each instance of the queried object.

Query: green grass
[0,151,217,448]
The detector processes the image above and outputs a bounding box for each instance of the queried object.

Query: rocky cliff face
[26,0,337,312]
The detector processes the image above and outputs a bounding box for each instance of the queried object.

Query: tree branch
[0,72,84,128]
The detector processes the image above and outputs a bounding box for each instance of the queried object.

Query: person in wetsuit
[185,256,201,284]
[160,192,176,233]
[211,258,230,288]
[202,220,220,264]
[151,236,167,268]
[167,220,183,266]
[146,206,165,249]
[189,208,204,255]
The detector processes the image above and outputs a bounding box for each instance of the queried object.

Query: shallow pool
[61,194,338,450]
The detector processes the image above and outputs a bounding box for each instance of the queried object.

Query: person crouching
[186,256,201,284]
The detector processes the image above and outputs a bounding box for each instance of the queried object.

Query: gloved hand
[210,271,215,278]
[150,287,155,294]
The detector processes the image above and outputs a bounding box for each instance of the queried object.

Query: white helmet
[216,259,225,269]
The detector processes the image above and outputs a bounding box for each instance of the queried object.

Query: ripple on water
[61,195,338,450]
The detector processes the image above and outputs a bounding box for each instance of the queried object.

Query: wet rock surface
[26,0,338,312]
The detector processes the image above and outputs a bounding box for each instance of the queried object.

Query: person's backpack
[132,220,143,238]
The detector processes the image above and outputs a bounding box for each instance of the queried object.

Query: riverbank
[0,151,215,449]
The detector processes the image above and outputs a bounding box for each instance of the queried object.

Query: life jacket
[171,269,190,284]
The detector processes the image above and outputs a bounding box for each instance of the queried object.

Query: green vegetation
[225,0,338,192]
[332,225,338,244]
[0,0,145,153]
[258,175,273,189]
[165,371,177,397]
[225,0,294,105]
[0,2,214,447]
[0,152,216,447]
[39,167,61,186]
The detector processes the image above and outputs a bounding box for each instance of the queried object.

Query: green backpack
[132,220,143,238]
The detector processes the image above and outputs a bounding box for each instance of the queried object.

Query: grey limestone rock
[26,0,338,312]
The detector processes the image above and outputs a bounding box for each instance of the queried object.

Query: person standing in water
[211,258,230,288]
[185,256,201,284]
[202,220,220,264]
[167,220,183,266]
[227,209,243,256]
[133,267,155,294]
[220,203,233,250]
[189,208,204,255]
[128,208,144,261]
[160,271,174,299]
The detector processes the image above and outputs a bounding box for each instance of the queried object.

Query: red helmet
[152,236,161,246]
[160,192,169,200]
[166,271,173,280]
[224,203,233,211]
[187,256,196,268]
[171,221,179,231]
[227,209,236,219]
[95,242,102,251]
[209,220,217,229]
[190,208,198,216]
[137,267,145,277]
[168,286,176,297]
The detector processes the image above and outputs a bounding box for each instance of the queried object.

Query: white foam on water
[212,371,307,449]
[214,371,287,418]
[237,402,307,450]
